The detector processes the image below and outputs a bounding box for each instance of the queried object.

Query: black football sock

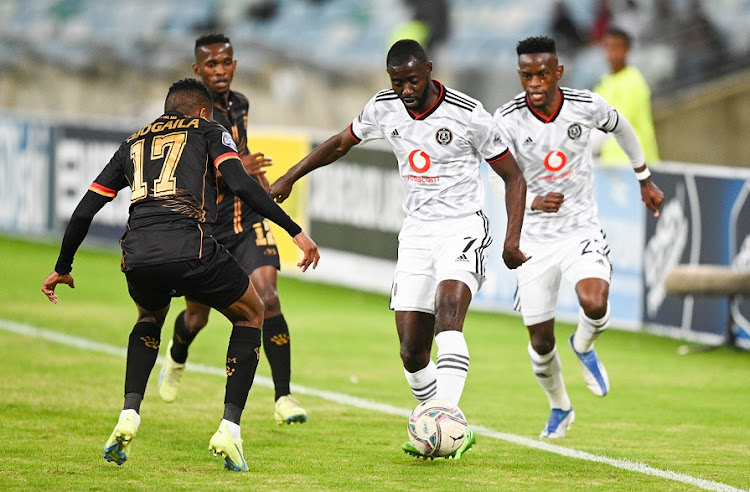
[222,326,262,425]
[262,314,292,401]
[171,310,198,364]
[123,392,143,413]
[123,321,161,407]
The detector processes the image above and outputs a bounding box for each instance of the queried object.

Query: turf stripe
[0,319,742,492]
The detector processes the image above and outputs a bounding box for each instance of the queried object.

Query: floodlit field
[1,235,748,491]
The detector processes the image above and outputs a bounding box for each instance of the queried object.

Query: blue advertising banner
[0,117,53,234]
[643,163,750,346]
[54,124,133,242]
[729,182,750,348]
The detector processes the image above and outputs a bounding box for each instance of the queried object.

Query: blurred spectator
[643,0,681,46]
[589,0,613,44]
[391,0,450,54]
[677,0,727,86]
[594,27,659,165]
[550,0,584,55]
[612,0,648,45]
[246,0,278,22]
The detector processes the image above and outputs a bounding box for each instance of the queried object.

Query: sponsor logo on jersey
[408,149,431,173]
[436,127,453,145]
[455,253,469,262]
[567,123,582,140]
[222,132,238,151]
[523,136,534,146]
[543,150,567,172]
[391,128,401,138]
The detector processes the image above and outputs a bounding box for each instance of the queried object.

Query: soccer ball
[407,399,468,457]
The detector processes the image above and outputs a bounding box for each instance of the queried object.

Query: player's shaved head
[387,39,429,68]
[164,78,213,115]
[516,36,557,56]
[195,32,232,57]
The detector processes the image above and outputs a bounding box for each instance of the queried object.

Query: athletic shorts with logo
[390,211,492,314]
[515,228,611,326]
[125,239,250,311]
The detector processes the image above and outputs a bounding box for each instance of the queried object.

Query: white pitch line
[0,319,744,492]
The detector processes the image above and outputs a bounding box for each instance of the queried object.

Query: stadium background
[1,0,749,347]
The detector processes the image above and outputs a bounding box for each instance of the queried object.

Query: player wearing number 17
[41,78,319,471]
[489,36,664,438]
[269,39,529,459]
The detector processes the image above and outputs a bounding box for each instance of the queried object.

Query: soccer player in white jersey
[270,39,529,458]
[489,36,664,439]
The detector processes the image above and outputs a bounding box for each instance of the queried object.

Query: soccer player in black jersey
[41,78,320,471]
[156,33,308,425]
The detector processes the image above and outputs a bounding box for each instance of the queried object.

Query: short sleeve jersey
[350,81,509,221]
[89,110,240,266]
[492,88,619,243]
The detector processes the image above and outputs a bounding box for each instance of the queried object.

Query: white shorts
[515,228,611,326]
[389,212,492,314]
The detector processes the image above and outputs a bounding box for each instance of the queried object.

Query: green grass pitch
[0,235,748,491]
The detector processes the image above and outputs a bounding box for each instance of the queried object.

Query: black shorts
[125,241,250,311]
[220,219,281,274]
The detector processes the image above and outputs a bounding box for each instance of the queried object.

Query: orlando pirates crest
[567,123,582,140]
[436,127,453,146]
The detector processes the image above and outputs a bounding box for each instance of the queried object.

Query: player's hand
[41,271,75,304]
[502,244,530,270]
[640,179,664,217]
[269,176,293,203]
[534,192,564,213]
[293,231,320,272]
[240,152,272,176]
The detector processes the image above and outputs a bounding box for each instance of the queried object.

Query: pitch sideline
[0,318,742,492]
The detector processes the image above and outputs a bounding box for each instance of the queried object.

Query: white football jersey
[351,81,509,221]
[491,87,618,243]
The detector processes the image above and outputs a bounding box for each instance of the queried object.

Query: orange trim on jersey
[233,196,244,234]
[198,223,204,259]
[88,182,116,198]
[214,152,240,168]
[486,148,510,163]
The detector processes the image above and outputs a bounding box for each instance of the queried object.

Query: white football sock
[404,360,437,402]
[528,343,571,410]
[221,419,242,440]
[573,302,610,353]
[435,330,469,406]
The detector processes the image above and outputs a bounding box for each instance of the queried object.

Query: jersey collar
[406,80,445,120]
[525,88,564,124]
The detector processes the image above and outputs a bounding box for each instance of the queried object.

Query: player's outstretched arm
[489,152,530,270]
[608,112,664,217]
[270,128,358,203]
[42,190,110,303]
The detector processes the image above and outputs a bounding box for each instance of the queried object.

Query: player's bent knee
[400,345,430,371]
[259,291,281,315]
[529,337,555,356]
[579,295,608,320]
[184,311,209,332]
